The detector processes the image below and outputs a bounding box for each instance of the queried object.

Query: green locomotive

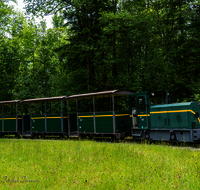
[129,92,200,142]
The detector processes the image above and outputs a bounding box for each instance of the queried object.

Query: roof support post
[76,99,78,132]
[16,103,18,132]
[35,103,37,114]
[30,102,31,132]
[61,99,63,133]
[64,100,66,114]
[93,97,96,133]
[67,100,70,135]
[112,94,115,134]
[145,94,149,129]
[45,101,47,133]
[22,103,24,133]
[2,104,4,132]
[81,100,82,113]
[42,103,43,114]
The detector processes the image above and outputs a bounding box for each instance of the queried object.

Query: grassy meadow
[0,139,199,190]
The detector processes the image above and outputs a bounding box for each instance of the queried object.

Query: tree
[21,0,200,101]
[0,0,18,101]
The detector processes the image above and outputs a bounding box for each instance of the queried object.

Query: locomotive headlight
[151,92,154,96]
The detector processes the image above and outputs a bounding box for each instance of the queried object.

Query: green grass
[0,139,199,189]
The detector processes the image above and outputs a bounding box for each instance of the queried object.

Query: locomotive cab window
[137,96,145,111]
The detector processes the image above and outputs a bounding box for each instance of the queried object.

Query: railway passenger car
[67,90,134,139]
[22,96,68,137]
[0,100,22,137]
[129,91,200,142]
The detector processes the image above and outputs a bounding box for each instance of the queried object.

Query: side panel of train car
[129,92,200,142]
[0,116,22,136]
[31,114,68,133]
[30,115,68,135]
[78,112,114,134]
[31,115,45,132]
[78,111,130,135]
[4,116,16,132]
[95,112,113,133]
[78,113,94,133]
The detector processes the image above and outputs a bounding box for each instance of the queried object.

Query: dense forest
[0,0,200,103]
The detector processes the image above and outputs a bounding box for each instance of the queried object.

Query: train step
[132,130,142,137]
[69,135,79,138]
[69,132,79,138]
[22,132,32,137]
[132,134,142,137]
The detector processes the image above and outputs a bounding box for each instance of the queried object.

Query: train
[0,89,200,143]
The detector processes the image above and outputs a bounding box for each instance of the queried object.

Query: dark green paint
[150,103,200,129]
[115,111,130,133]
[129,92,200,130]
[46,114,61,132]
[4,116,16,131]
[136,95,150,129]
[78,113,94,133]
[96,112,113,133]
[31,115,45,132]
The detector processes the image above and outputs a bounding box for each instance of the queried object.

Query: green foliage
[1,0,200,102]
[194,94,200,102]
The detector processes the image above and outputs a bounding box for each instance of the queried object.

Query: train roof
[0,100,21,105]
[67,89,135,99]
[22,96,67,103]
[0,89,134,104]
